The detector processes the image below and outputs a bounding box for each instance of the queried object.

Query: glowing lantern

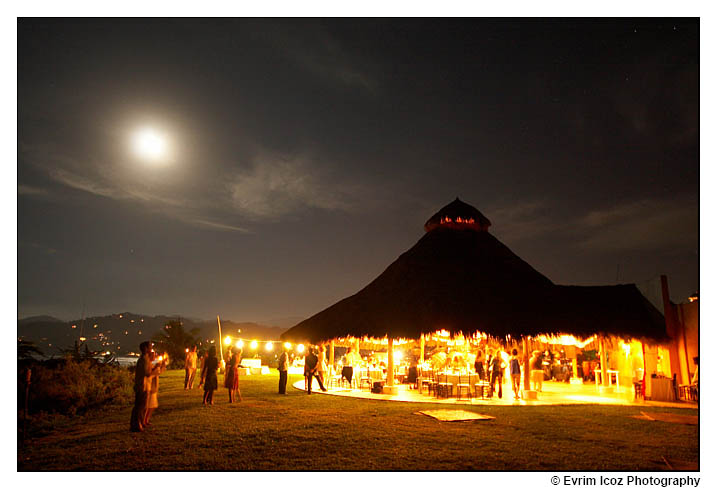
[236,339,244,349]
[250,340,258,350]
[297,344,305,354]
[265,342,273,352]
[284,342,292,349]
[224,336,232,346]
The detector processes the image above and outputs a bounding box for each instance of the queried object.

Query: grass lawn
[18,369,699,471]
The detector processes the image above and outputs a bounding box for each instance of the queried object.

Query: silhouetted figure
[278,346,290,394]
[305,347,326,394]
[130,341,152,432]
[202,346,219,405]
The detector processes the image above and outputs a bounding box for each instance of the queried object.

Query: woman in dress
[225,347,242,403]
[144,351,167,426]
[202,346,219,405]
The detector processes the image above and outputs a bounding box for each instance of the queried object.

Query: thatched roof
[424,197,491,232]
[282,198,666,344]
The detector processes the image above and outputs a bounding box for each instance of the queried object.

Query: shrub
[19,358,133,416]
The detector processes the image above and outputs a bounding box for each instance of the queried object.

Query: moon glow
[132,127,168,162]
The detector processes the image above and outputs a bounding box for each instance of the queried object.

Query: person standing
[198,349,208,389]
[316,343,327,387]
[530,351,543,392]
[278,345,290,394]
[130,341,152,432]
[509,348,522,400]
[305,347,326,394]
[489,350,505,399]
[144,352,167,426]
[184,346,198,390]
[474,349,486,381]
[202,346,219,405]
[225,347,242,403]
[342,347,359,388]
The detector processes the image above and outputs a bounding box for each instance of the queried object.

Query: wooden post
[420,335,425,364]
[522,336,530,390]
[572,358,578,379]
[329,340,335,369]
[599,335,608,387]
[387,337,395,386]
[661,275,682,381]
[216,315,224,366]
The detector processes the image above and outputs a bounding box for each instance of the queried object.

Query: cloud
[18,185,49,197]
[189,218,251,234]
[229,153,357,220]
[576,196,698,252]
[256,23,378,92]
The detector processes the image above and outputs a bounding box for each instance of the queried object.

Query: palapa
[281,198,666,344]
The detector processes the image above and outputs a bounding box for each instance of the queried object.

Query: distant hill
[18,312,289,356]
[18,315,65,325]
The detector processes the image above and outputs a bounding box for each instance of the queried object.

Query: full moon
[132,127,168,162]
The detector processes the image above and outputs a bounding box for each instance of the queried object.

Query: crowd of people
[131,340,570,432]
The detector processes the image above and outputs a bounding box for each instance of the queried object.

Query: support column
[387,337,395,386]
[599,335,608,388]
[420,335,425,364]
[523,336,530,391]
[329,340,335,369]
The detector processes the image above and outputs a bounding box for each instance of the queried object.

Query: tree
[151,319,200,369]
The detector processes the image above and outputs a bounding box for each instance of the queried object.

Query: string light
[265,342,273,351]
[250,340,258,350]
[224,336,232,346]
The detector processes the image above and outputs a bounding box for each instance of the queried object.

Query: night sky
[18,18,699,323]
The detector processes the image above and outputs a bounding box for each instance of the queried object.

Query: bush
[19,358,133,416]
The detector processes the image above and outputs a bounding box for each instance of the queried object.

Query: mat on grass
[630,411,698,425]
[416,409,495,421]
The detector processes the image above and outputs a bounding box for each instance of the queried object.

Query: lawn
[17,369,699,471]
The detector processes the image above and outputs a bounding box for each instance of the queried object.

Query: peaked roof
[424,197,491,232]
[282,199,667,344]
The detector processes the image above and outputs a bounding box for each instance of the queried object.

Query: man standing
[305,347,327,394]
[130,341,152,432]
[278,345,290,394]
[184,346,198,390]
